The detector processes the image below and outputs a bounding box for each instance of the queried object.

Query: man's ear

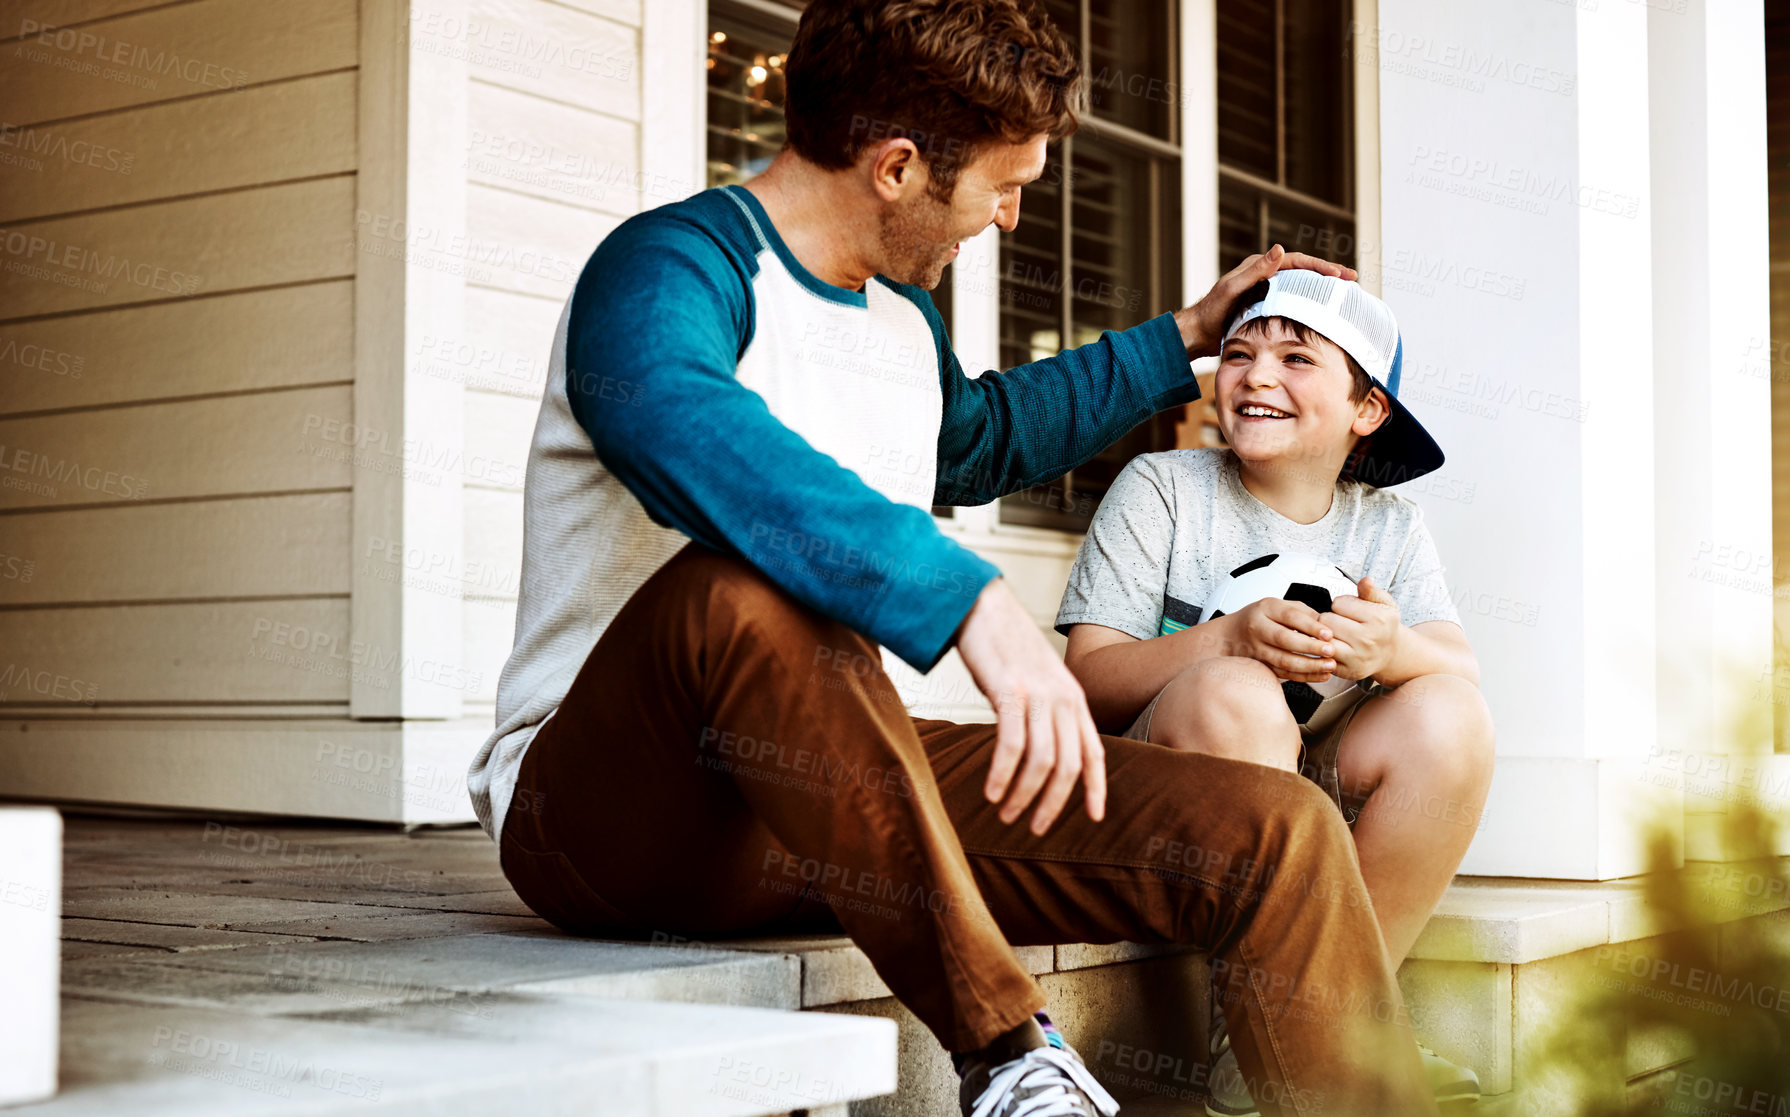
[1352,385,1392,438]
[868,138,923,202]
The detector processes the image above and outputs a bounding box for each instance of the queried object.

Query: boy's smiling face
[1215,316,1391,483]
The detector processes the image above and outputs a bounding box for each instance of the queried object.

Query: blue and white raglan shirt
[467,184,1200,840]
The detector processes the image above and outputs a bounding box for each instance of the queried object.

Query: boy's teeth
[1241,405,1288,417]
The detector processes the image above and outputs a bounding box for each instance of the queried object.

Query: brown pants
[498,542,1434,1117]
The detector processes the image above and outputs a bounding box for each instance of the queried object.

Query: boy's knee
[1184,657,1296,727]
[1157,658,1299,764]
[1387,674,1496,783]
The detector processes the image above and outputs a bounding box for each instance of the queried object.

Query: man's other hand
[954,577,1107,836]
[1174,244,1359,357]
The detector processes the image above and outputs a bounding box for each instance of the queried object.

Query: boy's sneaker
[1203,1002,1480,1115]
[959,1040,1121,1117]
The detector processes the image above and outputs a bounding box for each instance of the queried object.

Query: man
[467,1,1437,1114]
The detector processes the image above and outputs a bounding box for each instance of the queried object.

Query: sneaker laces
[968,1046,1122,1117]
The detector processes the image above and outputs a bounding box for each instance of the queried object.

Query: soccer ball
[1202,552,1366,735]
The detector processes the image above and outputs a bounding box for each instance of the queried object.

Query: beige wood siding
[1,0,359,710]
[457,0,646,719]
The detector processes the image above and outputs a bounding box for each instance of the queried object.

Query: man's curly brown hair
[782,0,1084,202]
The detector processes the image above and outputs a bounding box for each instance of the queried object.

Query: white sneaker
[960,1043,1122,1117]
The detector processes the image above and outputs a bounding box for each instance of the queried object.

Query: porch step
[46,819,1789,1114]
[61,930,804,1013]
[36,926,887,1114]
[22,995,893,1116]
[1397,863,1790,1109]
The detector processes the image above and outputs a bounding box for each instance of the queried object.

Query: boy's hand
[1322,576,1402,680]
[1229,598,1338,683]
[1173,244,1359,358]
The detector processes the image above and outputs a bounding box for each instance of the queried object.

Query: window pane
[1216,0,1276,180]
[1266,196,1354,268]
[1218,175,1356,273]
[706,13,793,188]
[1088,0,1173,139]
[998,148,1066,372]
[998,139,1180,533]
[1067,136,1154,344]
[1281,0,1351,206]
[1218,176,1264,269]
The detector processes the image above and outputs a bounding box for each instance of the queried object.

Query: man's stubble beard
[878,190,959,290]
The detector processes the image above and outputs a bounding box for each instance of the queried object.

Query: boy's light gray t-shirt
[1055,448,1461,642]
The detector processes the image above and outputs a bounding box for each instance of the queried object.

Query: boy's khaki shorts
[1118,679,1392,827]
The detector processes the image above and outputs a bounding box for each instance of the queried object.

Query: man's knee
[674,545,877,665]
[1148,760,1356,923]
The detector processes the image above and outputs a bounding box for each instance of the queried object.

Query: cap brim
[1345,381,1445,487]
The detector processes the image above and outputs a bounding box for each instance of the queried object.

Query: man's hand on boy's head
[1321,576,1403,681]
[1173,244,1359,358]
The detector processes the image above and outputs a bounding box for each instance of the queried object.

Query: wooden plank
[0,175,355,319]
[454,0,638,120]
[0,70,356,223]
[0,383,351,511]
[466,79,638,216]
[462,595,515,705]
[10,1,178,29]
[462,388,536,492]
[0,281,352,415]
[1,0,357,125]
[453,284,560,399]
[552,0,640,29]
[0,598,350,704]
[468,79,644,218]
[0,492,350,606]
[464,182,614,301]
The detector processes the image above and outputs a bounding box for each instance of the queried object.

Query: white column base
[0,807,59,1107]
[1462,757,1683,880]
[0,718,488,824]
[1684,753,1790,861]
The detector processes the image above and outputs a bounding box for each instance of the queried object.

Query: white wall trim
[0,717,487,824]
[350,0,469,718]
[1351,0,1381,295]
[642,0,705,205]
[1181,0,1217,314]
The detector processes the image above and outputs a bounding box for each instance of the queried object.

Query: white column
[1646,0,1780,859]
[1373,0,1673,878]
[641,0,705,204]
[0,807,59,1106]
[1181,0,1218,317]
[350,0,469,718]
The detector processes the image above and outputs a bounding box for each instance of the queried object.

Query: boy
[1055,271,1496,1116]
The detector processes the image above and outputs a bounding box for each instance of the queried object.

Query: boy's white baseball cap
[1219,270,1445,487]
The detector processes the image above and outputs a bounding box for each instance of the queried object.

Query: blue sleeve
[565,214,1001,674]
[893,287,1199,506]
